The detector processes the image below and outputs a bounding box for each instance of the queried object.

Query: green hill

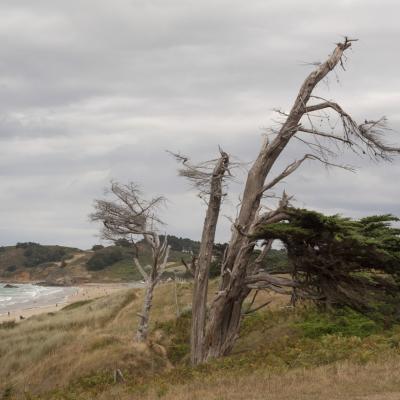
[0,239,198,285]
[0,239,289,285]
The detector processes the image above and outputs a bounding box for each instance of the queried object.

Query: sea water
[0,283,76,315]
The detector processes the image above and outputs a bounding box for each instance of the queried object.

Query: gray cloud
[0,0,399,248]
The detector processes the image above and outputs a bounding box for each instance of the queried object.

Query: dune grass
[2,282,400,399]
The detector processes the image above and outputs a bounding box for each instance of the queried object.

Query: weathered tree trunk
[136,279,156,341]
[136,236,170,342]
[203,40,353,360]
[191,152,229,365]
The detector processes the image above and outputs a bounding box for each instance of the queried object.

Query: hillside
[0,239,195,285]
[1,282,400,399]
[0,239,289,285]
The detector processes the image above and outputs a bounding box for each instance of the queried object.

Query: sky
[0,0,399,249]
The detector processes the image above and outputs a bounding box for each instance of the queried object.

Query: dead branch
[134,257,149,281]
[245,272,300,288]
[243,300,272,315]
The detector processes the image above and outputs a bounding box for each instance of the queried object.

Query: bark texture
[178,38,400,363]
[202,38,367,360]
[190,152,229,364]
[136,280,156,341]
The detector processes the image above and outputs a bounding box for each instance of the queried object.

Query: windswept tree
[253,208,400,315]
[90,181,170,341]
[170,149,230,365]
[177,38,400,364]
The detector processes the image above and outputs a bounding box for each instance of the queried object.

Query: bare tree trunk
[136,279,156,341]
[203,39,354,360]
[191,152,229,365]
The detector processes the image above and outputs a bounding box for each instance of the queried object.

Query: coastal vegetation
[0,239,200,284]
[2,282,400,399]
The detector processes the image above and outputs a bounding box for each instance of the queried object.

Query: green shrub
[295,307,380,339]
[114,238,132,247]
[23,244,68,267]
[86,247,124,270]
[155,310,192,364]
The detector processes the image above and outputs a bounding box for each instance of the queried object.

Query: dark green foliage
[86,247,124,270]
[296,308,380,338]
[208,243,228,278]
[259,248,289,273]
[23,244,70,267]
[91,244,104,251]
[5,265,16,272]
[114,238,132,247]
[254,208,400,314]
[155,310,191,364]
[209,260,221,278]
[159,235,200,253]
[16,242,39,249]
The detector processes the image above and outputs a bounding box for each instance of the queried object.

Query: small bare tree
[90,181,170,342]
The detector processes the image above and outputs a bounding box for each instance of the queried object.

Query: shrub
[23,244,68,267]
[114,238,131,247]
[295,307,380,339]
[155,310,192,364]
[91,244,104,251]
[86,247,124,270]
[16,242,39,249]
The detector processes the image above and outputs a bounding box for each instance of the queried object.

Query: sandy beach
[0,283,139,323]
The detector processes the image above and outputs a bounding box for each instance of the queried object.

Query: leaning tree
[253,208,400,314]
[178,38,400,364]
[90,181,170,341]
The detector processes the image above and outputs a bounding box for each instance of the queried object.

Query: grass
[61,299,95,311]
[2,282,400,399]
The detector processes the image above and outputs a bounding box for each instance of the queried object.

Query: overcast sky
[0,0,399,249]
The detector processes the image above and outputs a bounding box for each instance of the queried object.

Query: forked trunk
[202,40,353,360]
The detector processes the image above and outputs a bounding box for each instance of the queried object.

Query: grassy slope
[0,245,190,284]
[1,282,400,399]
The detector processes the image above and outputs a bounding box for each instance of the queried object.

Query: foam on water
[0,283,76,315]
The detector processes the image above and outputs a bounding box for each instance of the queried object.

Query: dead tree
[170,150,230,365]
[90,181,170,342]
[183,38,400,364]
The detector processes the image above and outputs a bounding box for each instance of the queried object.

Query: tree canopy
[255,209,400,315]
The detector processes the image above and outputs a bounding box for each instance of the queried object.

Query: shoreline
[0,282,144,323]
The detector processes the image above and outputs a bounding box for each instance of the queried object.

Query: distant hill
[0,239,197,285]
[0,239,289,285]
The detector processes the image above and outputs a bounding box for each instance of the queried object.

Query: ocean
[0,283,76,315]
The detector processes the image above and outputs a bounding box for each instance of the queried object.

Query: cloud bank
[0,0,399,248]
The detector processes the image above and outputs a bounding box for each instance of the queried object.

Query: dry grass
[0,283,195,397]
[134,356,400,400]
[2,281,400,400]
